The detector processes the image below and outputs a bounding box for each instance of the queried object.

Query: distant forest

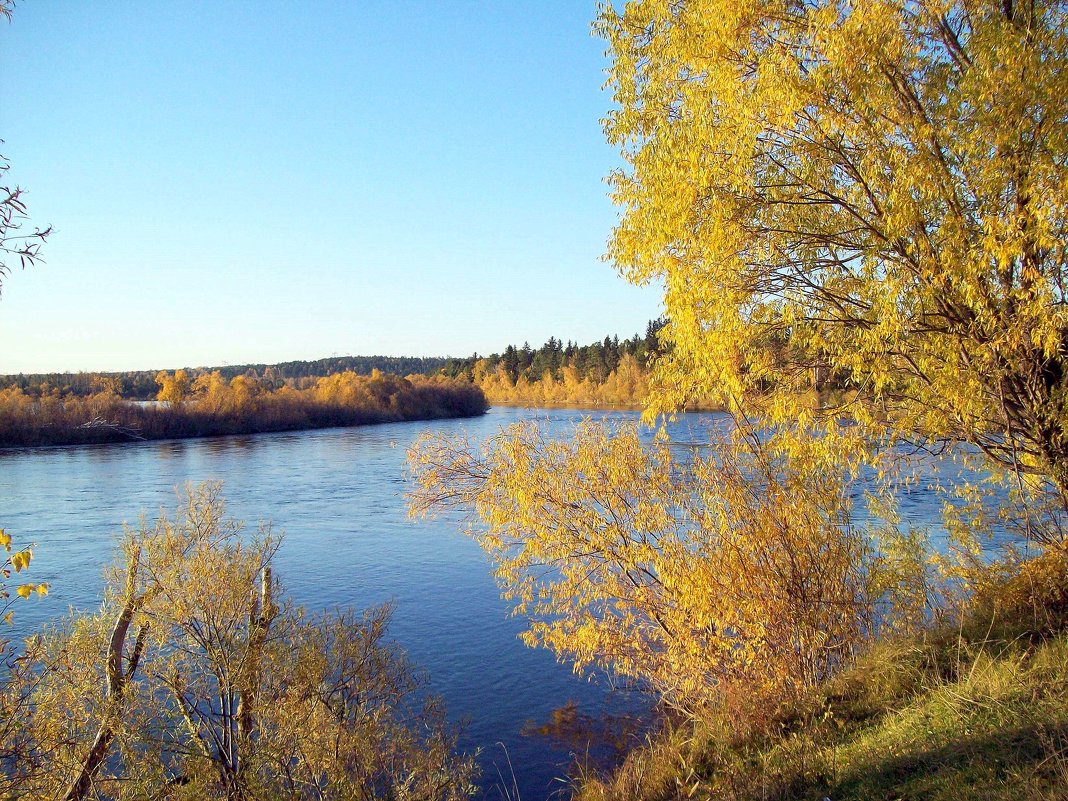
[0,322,665,400]
[0,356,452,399]
[439,319,665,384]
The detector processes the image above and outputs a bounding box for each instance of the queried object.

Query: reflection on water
[521,699,649,775]
[155,440,190,459]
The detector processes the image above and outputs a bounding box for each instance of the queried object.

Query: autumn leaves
[1,484,477,799]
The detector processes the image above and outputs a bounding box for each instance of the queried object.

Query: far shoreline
[0,402,738,453]
[485,400,726,414]
[0,373,487,450]
[0,406,488,453]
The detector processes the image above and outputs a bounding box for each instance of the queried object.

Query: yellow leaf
[11,550,30,573]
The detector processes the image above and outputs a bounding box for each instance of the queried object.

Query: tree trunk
[63,547,148,801]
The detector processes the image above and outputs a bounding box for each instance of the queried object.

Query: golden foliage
[474,354,655,408]
[155,369,190,406]
[0,373,486,447]
[1,484,476,800]
[0,526,45,649]
[409,0,1068,740]
[471,353,725,409]
[599,0,1068,509]
[410,422,921,714]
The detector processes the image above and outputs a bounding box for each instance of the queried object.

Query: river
[0,406,1005,799]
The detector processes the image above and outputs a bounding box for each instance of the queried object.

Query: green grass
[823,637,1068,800]
[573,553,1068,801]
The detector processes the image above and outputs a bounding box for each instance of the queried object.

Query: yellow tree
[409,422,908,715]
[192,370,231,414]
[155,369,191,407]
[600,0,1068,520]
[408,0,1062,720]
[227,372,263,413]
[5,484,476,800]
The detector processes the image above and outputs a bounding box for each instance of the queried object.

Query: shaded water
[0,406,1006,798]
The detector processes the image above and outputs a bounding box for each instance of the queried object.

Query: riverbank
[480,388,859,417]
[0,372,486,448]
[485,400,724,413]
[574,549,1068,801]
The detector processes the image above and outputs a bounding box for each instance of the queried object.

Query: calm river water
[0,406,1000,799]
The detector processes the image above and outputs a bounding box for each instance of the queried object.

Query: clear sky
[0,1,662,373]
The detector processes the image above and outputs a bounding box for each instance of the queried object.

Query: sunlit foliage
[408,0,1068,733]
[0,526,46,668]
[0,356,459,401]
[155,368,191,406]
[599,0,1068,519]
[410,423,925,715]
[0,372,486,447]
[1,484,477,800]
[475,353,657,408]
[443,324,675,408]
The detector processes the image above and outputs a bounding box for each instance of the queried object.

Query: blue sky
[0,2,661,373]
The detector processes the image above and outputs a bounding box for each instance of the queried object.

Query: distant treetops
[0,316,858,414]
[437,320,667,408]
[0,356,454,401]
[0,321,673,410]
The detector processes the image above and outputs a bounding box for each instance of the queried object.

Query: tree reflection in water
[520,700,653,777]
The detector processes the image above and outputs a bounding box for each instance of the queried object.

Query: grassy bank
[0,372,486,448]
[574,551,1068,801]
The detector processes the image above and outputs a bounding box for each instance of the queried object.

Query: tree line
[0,355,454,401]
[0,370,486,448]
[0,321,670,411]
[440,319,665,386]
[435,320,668,407]
[0,323,667,403]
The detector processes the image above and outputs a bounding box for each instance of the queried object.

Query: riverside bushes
[0,370,486,448]
[409,423,908,718]
[571,549,1068,801]
[0,484,478,800]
